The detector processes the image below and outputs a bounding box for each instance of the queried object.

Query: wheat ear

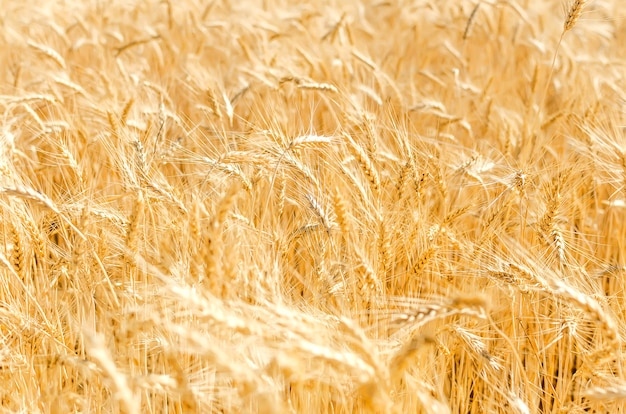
[534,0,590,144]
[344,133,380,196]
[564,0,587,33]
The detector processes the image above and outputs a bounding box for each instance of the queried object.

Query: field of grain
[1,0,626,412]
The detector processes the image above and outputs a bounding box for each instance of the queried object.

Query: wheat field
[1,0,626,412]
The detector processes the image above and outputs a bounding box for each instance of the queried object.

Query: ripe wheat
[0,0,623,413]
